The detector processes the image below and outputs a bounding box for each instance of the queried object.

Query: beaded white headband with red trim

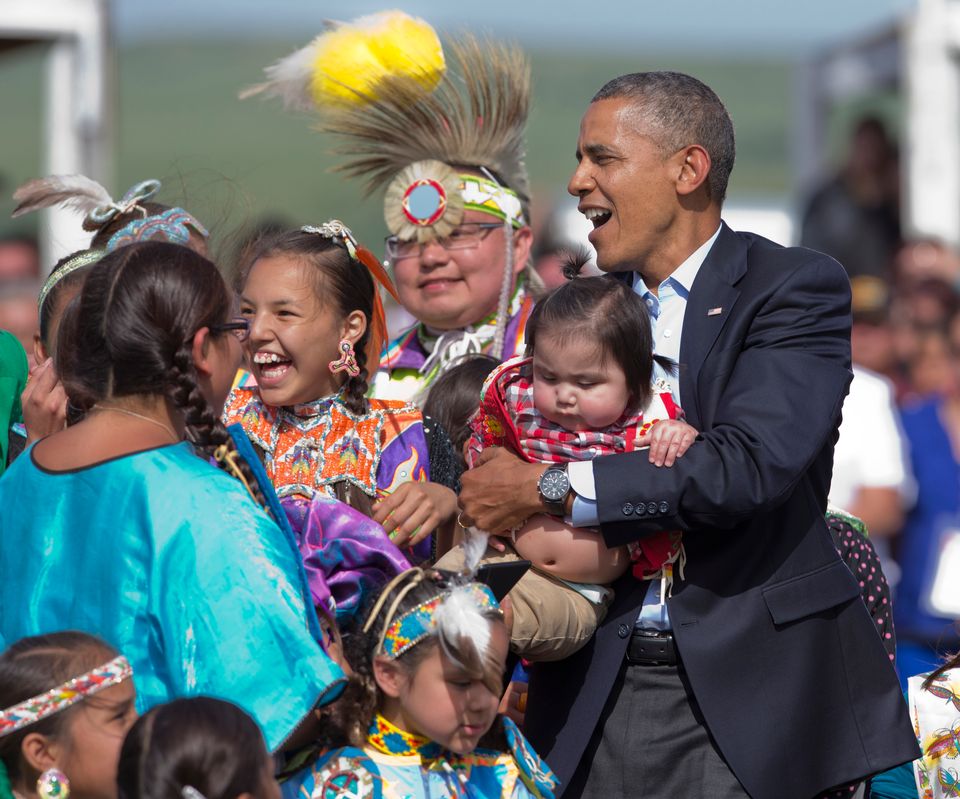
[0,655,133,737]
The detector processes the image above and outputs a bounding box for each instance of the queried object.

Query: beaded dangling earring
[37,769,70,799]
[328,339,360,377]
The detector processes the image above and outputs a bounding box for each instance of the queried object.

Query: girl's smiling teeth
[253,351,292,380]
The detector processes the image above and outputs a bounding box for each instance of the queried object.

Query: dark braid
[57,241,270,512]
[341,340,369,415]
[166,342,269,511]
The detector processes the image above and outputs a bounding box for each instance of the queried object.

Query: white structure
[0,0,111,269]
[795,0,960,249]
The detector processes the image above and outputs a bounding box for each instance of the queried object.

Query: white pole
[903,0,960,248]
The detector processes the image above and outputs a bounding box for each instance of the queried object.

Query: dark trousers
[564,658,864,799]
[567,659,750,799]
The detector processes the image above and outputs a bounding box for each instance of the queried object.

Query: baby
[442,274,696,661]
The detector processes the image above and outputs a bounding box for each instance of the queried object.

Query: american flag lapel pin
[707,306,723,316]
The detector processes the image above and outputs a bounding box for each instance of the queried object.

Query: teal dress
[0,442,344,751]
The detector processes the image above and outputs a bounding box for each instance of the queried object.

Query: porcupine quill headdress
[243,11,532,360]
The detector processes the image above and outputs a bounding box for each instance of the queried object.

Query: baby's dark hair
[422,355,499,470]
[56,241,266,509]
[117,697,270,799]
[525,272,673,413]
[0,631,118,782]
[236,229,374,417]
[335,570,506,748]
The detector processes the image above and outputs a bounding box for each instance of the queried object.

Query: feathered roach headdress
[243,11,532,359]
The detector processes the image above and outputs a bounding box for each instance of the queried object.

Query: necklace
[92,404,179,442]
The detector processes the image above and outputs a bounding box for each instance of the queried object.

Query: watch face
[540,469,570,501]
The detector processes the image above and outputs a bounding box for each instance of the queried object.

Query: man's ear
[675,145,712,197]
[339,310,367,346]
[191,326,214,378]
[511,227,534,276]
[20,730,60,774]
[373,656,406,699]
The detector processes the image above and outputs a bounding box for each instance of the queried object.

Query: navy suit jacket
[523,224,919,799]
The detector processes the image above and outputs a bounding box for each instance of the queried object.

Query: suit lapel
[679,224,747,426]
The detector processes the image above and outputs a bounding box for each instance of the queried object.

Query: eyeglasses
[385,222,504,261]
[211,318,250,342]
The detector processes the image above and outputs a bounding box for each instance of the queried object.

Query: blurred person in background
[0,279,40,366]
[0,235,39,281]
[889,278,958,403]
[892,237,960,289]
[800,115,901,281]
[830,276,914,593]
[531,197,599,291]
[894,305,960,686]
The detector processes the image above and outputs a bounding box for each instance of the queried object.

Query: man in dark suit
[458,72,918,799]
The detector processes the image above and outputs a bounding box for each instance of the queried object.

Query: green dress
[0,330,27,476]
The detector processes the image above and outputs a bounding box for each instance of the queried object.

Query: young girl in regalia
[223,223,460,555]
[0,632,138,799]
[280,556,557,799]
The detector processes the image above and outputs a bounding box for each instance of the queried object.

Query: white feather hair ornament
[12,175,114,231]
[240,11,445,110]
[433,582,494,668]
[432,524,495,666]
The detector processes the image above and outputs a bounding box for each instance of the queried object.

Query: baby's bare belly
[513,513,630,584]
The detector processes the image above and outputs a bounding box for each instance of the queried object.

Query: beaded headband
[366,570,500,660]
[0,655,133,738]
[106,207,209,253]
[385,164,525,244]
[37,249,104,316]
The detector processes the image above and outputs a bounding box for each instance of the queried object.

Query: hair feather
[12,175,114,230]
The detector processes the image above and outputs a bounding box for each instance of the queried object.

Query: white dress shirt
[565,226,722,629]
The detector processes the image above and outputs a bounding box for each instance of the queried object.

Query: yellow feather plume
[312,11,445,105]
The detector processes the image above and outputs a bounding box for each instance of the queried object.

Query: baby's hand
[372,481,458,549]
[636,420,699,467]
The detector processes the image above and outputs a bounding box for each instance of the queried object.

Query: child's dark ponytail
[117,697,268,799]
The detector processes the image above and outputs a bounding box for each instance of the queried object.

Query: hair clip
[301,220,359,260]
[85,179,161,228]
[181,787,207,799]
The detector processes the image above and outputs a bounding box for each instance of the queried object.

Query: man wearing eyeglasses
[320,37,539,404]
[373,197,536,402]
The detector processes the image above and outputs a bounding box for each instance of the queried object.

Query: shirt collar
[635,225,722,295]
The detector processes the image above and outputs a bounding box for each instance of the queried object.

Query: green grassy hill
[0,41,801,263]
